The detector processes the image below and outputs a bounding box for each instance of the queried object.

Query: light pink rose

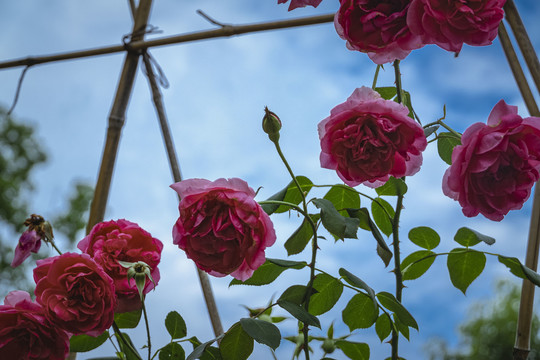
[443,100,540,221]
[318,87,427,187]
[278,0,323,11]
[171,178,276,281]
[11,229,41,268]
[33,252,116,336]
[0,290,70,360]
[335,0,424,64]
[78,219,163,313]
[407,0,506,52]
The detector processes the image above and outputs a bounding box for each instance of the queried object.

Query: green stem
[393,60,402,104]
[142,299,151,360]
[391,189,405,360]
[50,240,63,256]
[112,321,143,360]
[372,64,381,89]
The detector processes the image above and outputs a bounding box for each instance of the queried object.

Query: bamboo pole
[0,14,334,70]
[504,0,540,95]
[85,0,154,232]
[499,15,540,360]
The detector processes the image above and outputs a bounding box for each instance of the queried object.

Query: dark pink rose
[443,100,540,221]
[11,229,41,268]
[33,252,116,336]
[407,0,506,52]
[278,0,323,11]
[0,291,70,360]
[171,178,276,281]
[319,87,427,187]
[335,0,424,64]
[78,219,163,313]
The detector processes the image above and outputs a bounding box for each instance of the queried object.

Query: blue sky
[1,1,540,359]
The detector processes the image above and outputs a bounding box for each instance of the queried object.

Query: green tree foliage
[425,280,540,360]
[53,182,94,245]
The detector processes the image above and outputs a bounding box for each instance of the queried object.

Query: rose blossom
[78,219,163,313]
[171,178,276,281]
[0,290,69,360]
[33,252,116,336]
[278,0,323,11]
[335,0,424,64]
[318,86,427,187]
[443,100,540,221]
[407,0,506,52]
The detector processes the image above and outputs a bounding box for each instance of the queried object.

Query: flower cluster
[1,218,163,359]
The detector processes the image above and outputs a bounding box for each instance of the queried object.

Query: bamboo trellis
[0,1,539,359]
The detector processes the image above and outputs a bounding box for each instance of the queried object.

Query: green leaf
[335,340,370,360]
[115,332,140,360]
[219,323,253,360]
[323,185,360,215]
[186,337,222,360]
[338,268,377,312]
[374,86,397,100]
[159,342,185,360]
[240,318,281,350]
[437,132,461,165]
[371,197,395,237]
[342,293,379,331]
[277,300,321,329]
[393,313,410,340]
[310,273,344,316]
[229,259,306,286]
[375,314,392,342]
[499,256,540,287]
[408,226,440,250]
[285,214,319,256]
[278,285,312,305]
[261,176,313,215]
[401,250,436,281]
[447,248,486,294]
[114,309,142,329]
[454,227,495,247]
[424,125,439,138]
[165,311,187,339]
[376,177,408,197]
[376,292,418,330]
[313,198,359,240]
[402,90,416,119]
[69,331,109,352]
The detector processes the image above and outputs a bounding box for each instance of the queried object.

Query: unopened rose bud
[321,338,336,354]
[262,106,282,142]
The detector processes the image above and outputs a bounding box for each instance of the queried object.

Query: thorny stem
[393,60,402,104]
[272,140,317,360]
[391,190,405,360]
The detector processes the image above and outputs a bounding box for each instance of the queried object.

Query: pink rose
[335,0,424,64]
[443,100,540,221]
[407,0,506,52]
[0,291,70,360]
[78,219,163,313]
[319,87,427,187]
[11,229,41,268]
[171,178,276,281]
[278,0,323,11]
[33,252,116,336]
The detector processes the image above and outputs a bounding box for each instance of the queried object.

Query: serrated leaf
[313,198,359,240]
[377,243,393,268]
[114,309,142,329]
[229,259,306,286]
[447,248,486,294]
[342,293,378,331]
[376,177,408,196]
[454,227,495,247]
[338,268,377,312]
[323,185,360,215]
[165,311,187,339]
[261,176,313,215]
[335,340,370,360]
[69,331,109,353]
[219,323,253,360]
[393,313,410,340]
[278,300,321,329]
[278,285,312,305]
[437,132,461,165]
[376,292,418,330]
[498,256,527,279]
[371,198,394,237]
[285,214,319,256]
[310,273,344,316]
[159,342,185,360]
[401,250,436,281]
[240,318,281,350]
[374,86,397,100]
[186,337,222,360]
[375,314,392,342]
[408,226,440,250]
[267,258,308,268]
